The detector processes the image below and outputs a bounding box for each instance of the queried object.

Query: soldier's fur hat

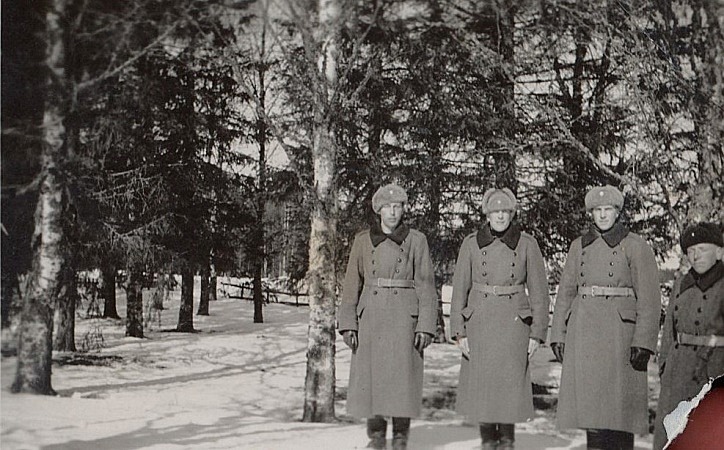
[585,185,624,211]
[482,188,517,215]
[372,183,408,213]
[680,222,723,252]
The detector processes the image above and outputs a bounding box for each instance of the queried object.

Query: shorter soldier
[654,222,724,450]
[450,188,549,449]
[338,183,438,450]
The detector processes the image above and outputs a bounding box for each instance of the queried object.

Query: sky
[1,278,669,449]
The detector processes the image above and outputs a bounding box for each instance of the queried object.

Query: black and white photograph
[2,0,723,449]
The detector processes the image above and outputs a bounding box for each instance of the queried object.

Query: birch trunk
[302,0,340,423]
[11,0,69,395]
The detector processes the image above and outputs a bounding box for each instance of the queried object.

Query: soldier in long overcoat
[550,185,661,450]
[654,222,724,450]
[338,183,438,450]
[450,188,550,449]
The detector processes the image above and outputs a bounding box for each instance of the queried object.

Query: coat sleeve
[550,241,580,344]
[629,238,662,352]
[525,237,551,343]
[414,235,437,335]
[658,277,679,371]
[450,237,473,339]
[338,234,364,333]
[413,234,438,335]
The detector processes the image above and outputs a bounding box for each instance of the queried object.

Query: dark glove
[551,342,565,363]
[630,346,653,371]
[342,330,358,352]
[414,332,433,353]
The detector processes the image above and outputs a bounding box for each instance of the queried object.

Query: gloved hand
[456,335,471,360]
[414,332,433,353]
[551,342,565,363]
[342,330,358,352]
[528,338,540,360]
[630,346,653,371]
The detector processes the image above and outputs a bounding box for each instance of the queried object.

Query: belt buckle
[492,286,499,295]
[377,278,383,288]
[676,332,682,344]
[591,286,602,296]
[708,335,716,347]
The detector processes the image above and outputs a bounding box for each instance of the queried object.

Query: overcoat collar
[477,222,521,250]
[680,261,724,294]
[581,222,629,248]
[370,221,410,247]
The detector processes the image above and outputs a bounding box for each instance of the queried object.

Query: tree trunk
[101,263,120,319]
[12,0,70,395]
[125,268,144,338]
[53,267,77,351]
[1,271,22,355]
[177,264,195,332]
[302,0,340,423]
[209,260,217,301]
[253,261,264,322]
[197,261,210,316]
[491,0,517,189]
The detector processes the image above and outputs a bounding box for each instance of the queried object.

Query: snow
[1,279,657,449]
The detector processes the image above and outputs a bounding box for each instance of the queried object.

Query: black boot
[498,424,515,450]
[479,423,498,450]
[392,417,410,450]
[367,416,387,449]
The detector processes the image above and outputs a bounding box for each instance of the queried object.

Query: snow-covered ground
[1,279,658,449]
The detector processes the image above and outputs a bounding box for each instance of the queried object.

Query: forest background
[1,0,723,424]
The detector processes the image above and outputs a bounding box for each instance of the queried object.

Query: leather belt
[677,332,724,347]
[472,282,525,296]
[366,278,415,288]
[578,286,635,297]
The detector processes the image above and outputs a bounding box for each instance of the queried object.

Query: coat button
[510,273,515,278]
[397,258,402,262]
[482,261,487,266]
[582,251,586,256]
[372,260,375,265]
[674,305,678,311]
[695,320,700,326]
[372,270,376,275]
[511,262,515,267]
[482,251,487,255]
[613,251,618,255]
[582,295,587,299]
[513,252,518,257]
[373,290,378,295]
[395,269,400,273]
[697,307,702,313]
[703,295,708,300]
[482,272,487,276]
[581,261,585,266]
[483,294,488,298]
[608,272,614,277]
[580,272,585,277]
[400,248,404,252]
[609,262,614,266]
[393,290,398,295]
[675,343,679,349]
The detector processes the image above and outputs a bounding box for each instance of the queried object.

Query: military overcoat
[450,224,550,423]
[338,223,437,419]
[653,261,724,450]
[550,224,661,435]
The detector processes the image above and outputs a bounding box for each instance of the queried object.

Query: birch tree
[302,0,342,422]
[12,0,71,394]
